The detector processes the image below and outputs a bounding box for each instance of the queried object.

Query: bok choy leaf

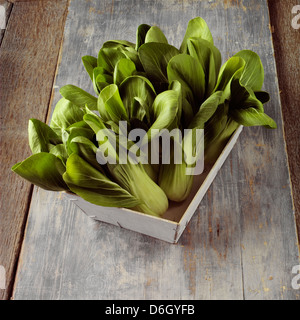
[63,154,141,208]
[12,153,68,191]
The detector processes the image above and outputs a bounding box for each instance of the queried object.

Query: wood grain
[0,0,68,300]
[268,0,300,243]
[12,0,299,300]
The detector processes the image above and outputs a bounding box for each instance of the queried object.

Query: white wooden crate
[63,126,243,243]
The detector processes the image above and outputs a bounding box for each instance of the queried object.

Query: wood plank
[268,0,300,243]
[0,0,68,300]
[13,0,299,300]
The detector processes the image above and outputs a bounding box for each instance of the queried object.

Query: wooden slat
[0,0,68,300]
[12,0,299,300]
[268,0,300,243]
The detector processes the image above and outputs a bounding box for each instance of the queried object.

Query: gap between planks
[0,0,70,300]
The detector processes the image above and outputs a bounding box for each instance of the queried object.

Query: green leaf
[83,112,107,133]
[113,58,136,85]
[167,53,206,109]
[214,56,245,96]
[92,67,106,94]
[49,144,68,164]
[181,98,194,129]
[119,46,143,71]
[180,17,214,53]
[145,26,168,44]
[159,161,194,202]
[28,119,62,154]
[102,40,143,71]
[96,73,113,84]
[97,47,127,73]
[204,102,230,146]
[66,126,94,155]
[59,85,98,110]
[119,75,156,122]
[102,40,135,49]
[168,80,182,128]
[63,154,141,208]
[71,136,98,153]
[188,91,224,130]
[69,136,104,172]
[187,37,221,97]
[234,50,264,91]
[129,99,148,124]
[50,98,86,136]
[82,55,98,81]
[83,113,119,164]
[183,91,223,166]
[97,49,112,73]
[230,77,264,112]
[169,80,193,128]
[139,42,180,83]
[66,120,90,130]
[147,90,179,140]
[98,84,128,122]
[136,23,151,50]
[204,117,240,164]
[95,72,113,92]
[106,119,123,134]
[230,107,277,128]
[12,152,68,191]
[108,162,168,216]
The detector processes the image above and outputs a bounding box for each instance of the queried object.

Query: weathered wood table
[1,0,299,300]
